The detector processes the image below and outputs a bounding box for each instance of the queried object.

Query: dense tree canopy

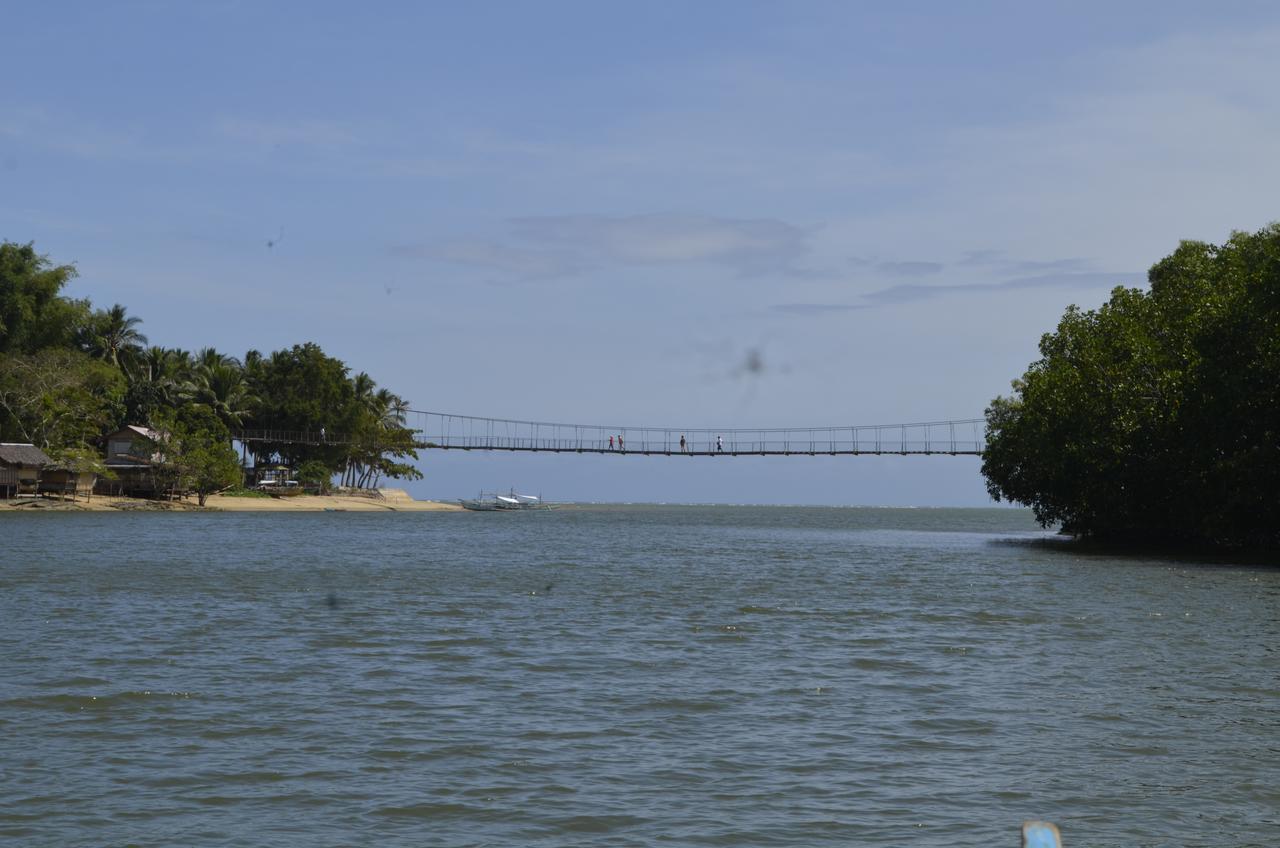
[982,224,1280,548]
[243,344,421,486]
[0,242,87,353]
[150,406,243,506]
[79,303,148,368]
[0,240,422,491]
[0,349,125,449]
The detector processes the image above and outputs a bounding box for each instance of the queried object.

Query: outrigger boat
[459,490,552,511]
[507,492,550,509]
[494,494,524,509]
[458,492,502,510]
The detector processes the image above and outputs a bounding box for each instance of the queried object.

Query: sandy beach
[0,488,463,513]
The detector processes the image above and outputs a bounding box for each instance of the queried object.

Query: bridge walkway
[234,414,987,456]
[406,410,986,456]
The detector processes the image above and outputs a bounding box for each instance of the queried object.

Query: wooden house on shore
[0,443,52,498]
[97,425,166,496]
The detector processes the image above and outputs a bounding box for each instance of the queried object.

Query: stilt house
[0,443,52,497]
[97,425,165,496]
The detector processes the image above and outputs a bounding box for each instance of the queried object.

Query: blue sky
[5,2,1279,504]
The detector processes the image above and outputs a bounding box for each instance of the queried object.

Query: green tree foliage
[0,349,126,449]
[295,459,333,493]
[244,342,356,467]
[149,407,244,506]
[244,345,421,487]
[0,242,421,494]
[47,443,113,478]
[338,374,421,487]
[124,346,190,423]
[189,358,258,431]
[341,418,423,488]
[79,303,148,369]
[0,242,89,353]
[983,224,1280,548]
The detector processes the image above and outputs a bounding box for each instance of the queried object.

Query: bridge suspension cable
[405,409,986,456]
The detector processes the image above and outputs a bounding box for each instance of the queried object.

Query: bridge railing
[234,428,424,447]
[419,436,985,454]
[235,428,346,445]
[408,410,986,455]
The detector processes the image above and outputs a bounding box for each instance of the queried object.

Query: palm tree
[124,346,184,420]
[352,372,377,411]
[374,388,408,429]
[169,348,195,375]
[190,361,259,431]
[130,346,174,389]
[84,303,148,368]
[196,346,239,371]
[389,395,410,429]
[243,349,263,374]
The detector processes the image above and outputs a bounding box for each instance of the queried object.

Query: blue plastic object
[1022,821,1063,848]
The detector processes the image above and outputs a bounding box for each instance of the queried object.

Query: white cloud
[861,271,1141,305]
[403,214,817,280]
[509,214,811,275]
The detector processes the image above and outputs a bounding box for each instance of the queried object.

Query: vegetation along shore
[6,224,1278,545]
[982,224,1280,550]
[0,241,423,505]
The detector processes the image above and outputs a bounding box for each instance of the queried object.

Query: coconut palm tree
[352,372,377,411]
[129,346,176,391]
[374,387,409,429]
[83,303,148,368]
[123,346,187,421]
[196,346,239,371]
[190,361,259,431]
[243,349,263,374]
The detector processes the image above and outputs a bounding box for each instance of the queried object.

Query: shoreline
[0,488,463,513]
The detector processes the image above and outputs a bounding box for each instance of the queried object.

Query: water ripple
[1,506,1276,847]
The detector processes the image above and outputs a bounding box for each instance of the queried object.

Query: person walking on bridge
[716,434,723,452]
[608,435,614,451]
[679,434,686,453]
[618,434,625,451]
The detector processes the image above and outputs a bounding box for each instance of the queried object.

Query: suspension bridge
[236,412,987,456]
[403,410,986,456]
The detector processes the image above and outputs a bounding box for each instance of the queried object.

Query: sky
[4,1,1280,505]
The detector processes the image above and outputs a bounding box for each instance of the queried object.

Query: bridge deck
[435,445,980,456]
[409,410,986,456]
[234,413,987,456]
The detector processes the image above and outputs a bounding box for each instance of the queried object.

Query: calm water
[1,506,1277,847]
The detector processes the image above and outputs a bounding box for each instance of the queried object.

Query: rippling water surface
[2,506,1277,846]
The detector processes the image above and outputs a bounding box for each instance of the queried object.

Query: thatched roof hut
[0,443,52,467]
[0,443,52,497]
